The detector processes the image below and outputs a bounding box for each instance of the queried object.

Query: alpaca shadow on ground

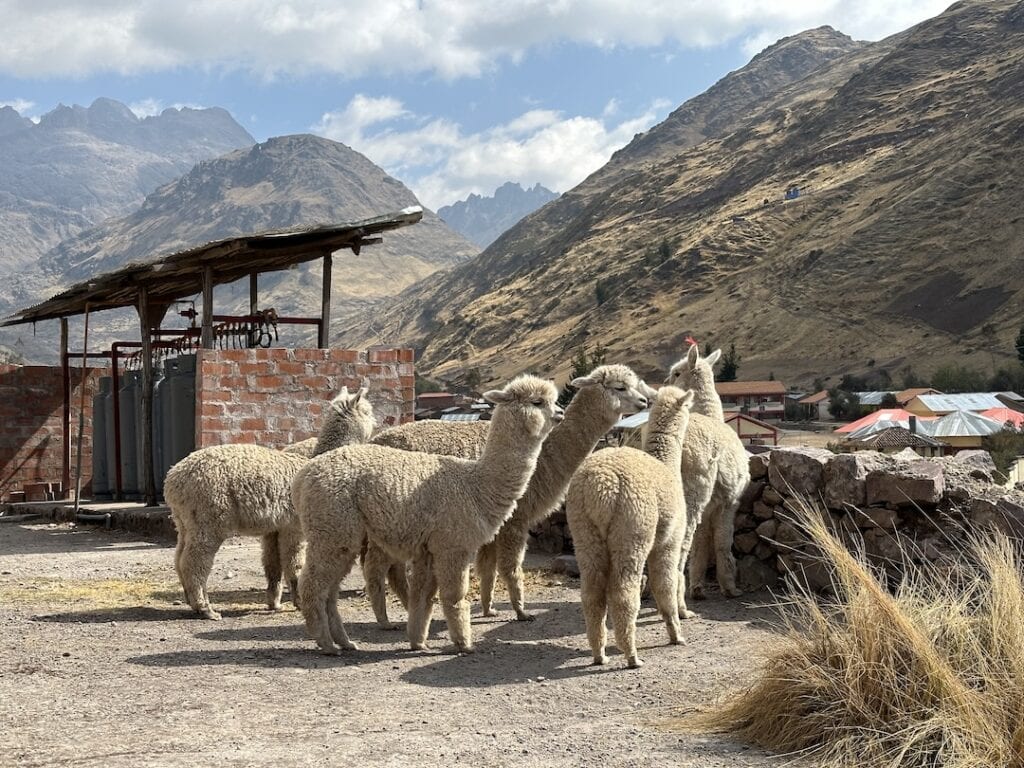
[399,639,616,688]
[126,645,406,670]
[0,521,170,556]
[32,601,279,624]
[193,618,421,644]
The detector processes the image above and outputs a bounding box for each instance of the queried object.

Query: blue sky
[0,1,951,210]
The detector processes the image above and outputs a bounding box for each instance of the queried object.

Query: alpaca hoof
[200,608,222,621]
[410,642,429,651]
[482,608,499,618]
[689,586,706,601]
[268,602,283,612]
[454,644,475,655]
[669,635,687,646]
[592,655,608,666]
[627,656,644,669]
[679,608,698,620]
[724,587,743,599]
[515,611,535,622]
[340,641,359,652]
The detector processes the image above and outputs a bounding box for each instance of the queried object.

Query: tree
[595,279,612,306]
[880,392,899,408]
[899,365,925,389]
[718,343,741,382]
[463,368,482,392]
[1016,323,1024,366]
[558,344,608,406]
[931,364,988,394]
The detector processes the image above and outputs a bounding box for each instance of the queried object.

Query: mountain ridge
[437,182,560,248]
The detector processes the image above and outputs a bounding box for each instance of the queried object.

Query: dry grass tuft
[691,499,1024,768]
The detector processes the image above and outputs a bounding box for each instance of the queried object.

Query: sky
[0,1,952,211]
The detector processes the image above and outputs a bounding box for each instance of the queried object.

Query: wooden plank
[319,251,332,348]
[249,272,258,316]
[201,265,214,349]
[138,287,157,507]
[60,318,70,499]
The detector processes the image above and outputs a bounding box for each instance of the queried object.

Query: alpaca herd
[163,345,750,668]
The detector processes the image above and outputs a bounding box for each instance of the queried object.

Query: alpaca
[566,385,695,668]
[293,375,559,655]
[164,387,374,619]
[666,344,751,600]
[362,365,652,627]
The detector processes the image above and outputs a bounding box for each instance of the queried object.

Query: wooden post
[319,251,332,348]
[249,272,258,316]
[60,318,70,499]
[138,287,157,507]
[201,265,214,349]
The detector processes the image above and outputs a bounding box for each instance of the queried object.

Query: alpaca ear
[686,344,700,367]
[354,386,369,402]
[483,389,512,404]
[705,349,722,367]
[638,381,659,399]
[571,375,599,388]
[680,389,696,409]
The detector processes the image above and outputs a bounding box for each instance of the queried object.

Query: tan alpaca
[292,375,558,655]
[566,386,695,668]
[666,345,751,600]
[164,387,374,620]
[362,365,652,627]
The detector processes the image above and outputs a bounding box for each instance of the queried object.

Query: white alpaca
[163,387,374,619]
[566,386,695,668]
[293,375,558,655]
[666,345,751,599]
[363,365,652,627]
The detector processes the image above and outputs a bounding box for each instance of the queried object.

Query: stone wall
[731,446,1024,592]
[195,347,415,448]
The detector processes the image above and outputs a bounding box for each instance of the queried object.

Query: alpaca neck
[472,408,546,528]
[644,413,688,469]
[692,379,724,422]
[534,386,618,488]
[313,416,365,456]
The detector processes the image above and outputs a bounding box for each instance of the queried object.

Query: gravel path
[1,519,791,767]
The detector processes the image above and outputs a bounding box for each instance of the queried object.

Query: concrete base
[0,499,175,541]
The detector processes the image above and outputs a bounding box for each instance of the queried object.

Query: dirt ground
[0,518,791,768]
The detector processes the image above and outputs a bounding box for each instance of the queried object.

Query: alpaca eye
[614,386,626,391]
[532,400,544,406]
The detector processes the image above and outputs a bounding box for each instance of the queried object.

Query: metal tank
[118,370,141,498]
[91,377,111,498]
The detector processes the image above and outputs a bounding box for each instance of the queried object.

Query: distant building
[798,390,831,421]
[724,413,778,446]
[715,380,787,422]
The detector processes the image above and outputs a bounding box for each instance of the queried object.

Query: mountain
[0,98,255,273]
[336,0,1024,389]
[0,134,478,359]
[437,182,560,248]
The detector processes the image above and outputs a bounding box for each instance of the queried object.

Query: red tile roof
[715,380,787,397]
[798,390,829,404]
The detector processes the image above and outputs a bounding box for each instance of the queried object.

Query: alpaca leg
[387,560,409,609]
[407,553,438,651]
[363,543,400,629]
[261,532,284,611]
[177,533,223,620]
[299,548,355,654]
[497,533,532,621]
[325,550,359,651]
[278,529,305,608]
[686,518,713,601]
[713,508,742,598]
[435,555,474,653]
[608,560,645,669]
[573,524,609,665]
[475,540,499,617]
[647,540,685,645]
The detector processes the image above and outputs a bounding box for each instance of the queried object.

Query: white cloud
[313,94,669,210]
[0,1,954,79]
[0,98,36,115]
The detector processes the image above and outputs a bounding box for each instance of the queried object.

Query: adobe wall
[194,347,415,448]
[0,364,102,501]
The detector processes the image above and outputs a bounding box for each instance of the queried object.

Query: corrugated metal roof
[914,393,1021,413]
[798,390,829,404]
[715,380,787,396]
[855,391,898,406]
[440,413,482,422]
[927,410,1005,438]
[614,411,650,429]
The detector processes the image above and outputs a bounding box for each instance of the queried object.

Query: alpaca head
[483,374,559,439]
[666,344,721,392]
[648,385,696,440]
[570,364,653,417]
[325,385,375,441]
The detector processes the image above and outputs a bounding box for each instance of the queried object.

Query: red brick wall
[195,348,415,448]
[0,364,102,501]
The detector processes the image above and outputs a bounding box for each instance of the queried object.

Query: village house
[715,380,787,422]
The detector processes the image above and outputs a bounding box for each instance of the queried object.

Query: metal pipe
[73,303,90,512]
